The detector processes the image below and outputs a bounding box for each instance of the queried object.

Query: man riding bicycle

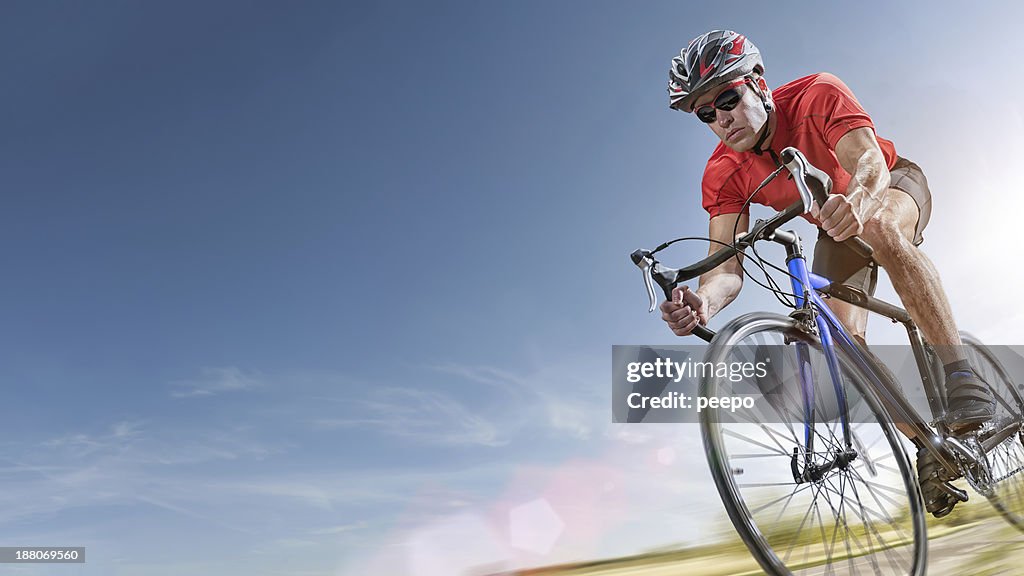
[658,29,995,517]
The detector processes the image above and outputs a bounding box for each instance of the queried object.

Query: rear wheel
[701,312,927,576]
[961,334,1024,531]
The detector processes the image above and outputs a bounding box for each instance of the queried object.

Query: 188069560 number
[4,547,85,563]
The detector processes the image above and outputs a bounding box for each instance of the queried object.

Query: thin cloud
[206,466,507,525]
[430,363,527,388]
[289,359,606,447]
[539,394,593,440]
[429,357,609,442]
[308,522,365,536]
[134,494,256,534]
[112,420,145,438]
[0,419,283,530]
[230,481,335,511]
[318,387,507,447]
[170,367,263,398]
[41,420,144,454]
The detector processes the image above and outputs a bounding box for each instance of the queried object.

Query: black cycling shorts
[811,157,932,295]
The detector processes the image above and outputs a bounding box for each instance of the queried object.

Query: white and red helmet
[668,30,764,112]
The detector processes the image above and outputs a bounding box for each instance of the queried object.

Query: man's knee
[861,189,919,262]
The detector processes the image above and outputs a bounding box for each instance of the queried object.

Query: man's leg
[811,228,873,347]
[827,300,868,347]
[858,188,993,429]
[858,190,958,360]
[853,187,986,517]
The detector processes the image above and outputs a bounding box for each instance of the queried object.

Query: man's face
[693,80,768,152]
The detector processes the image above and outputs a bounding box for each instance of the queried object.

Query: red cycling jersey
[701,73,897,220]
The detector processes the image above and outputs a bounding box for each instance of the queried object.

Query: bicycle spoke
[750,482,816,517]
[851,470,914,550]
[819,473,878,566]
[833,473,863,576]
[730,452,794,459]
[841,478,887,575]
[873,462,901,474]
[846,472,912,572]
[729,407,802,453]
[782,480,826,564]
[812,496,835,576]
[831,474,879,576]
[722,428,791,457]
[855,424,887,454]
[836,508,860,574]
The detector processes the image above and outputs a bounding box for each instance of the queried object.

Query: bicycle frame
[780,232,953,479]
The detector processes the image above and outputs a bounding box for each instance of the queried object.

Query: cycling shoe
[945,370,995,433]
[916,445,963,518]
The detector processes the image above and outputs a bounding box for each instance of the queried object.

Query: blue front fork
[787,256,853,465]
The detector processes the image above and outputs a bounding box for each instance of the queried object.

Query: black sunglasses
[695,78,750,123]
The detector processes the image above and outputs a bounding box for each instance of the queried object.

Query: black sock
[943,359,972,378]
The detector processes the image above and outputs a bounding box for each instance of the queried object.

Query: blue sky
[2,2,1024,575]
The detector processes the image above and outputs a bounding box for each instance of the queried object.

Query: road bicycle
[630,148,1024,575]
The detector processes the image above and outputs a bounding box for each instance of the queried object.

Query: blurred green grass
[497,495,1010,576]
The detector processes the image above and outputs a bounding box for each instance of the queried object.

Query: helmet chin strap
[752,117,773,156]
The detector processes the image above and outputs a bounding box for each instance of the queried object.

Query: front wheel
[700,312,927,576]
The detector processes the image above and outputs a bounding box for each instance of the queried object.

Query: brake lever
[779,147,823,212]
[637,255,658,312]
[631,249,667,312]
[631,248,715,342]
[780,147,874,260]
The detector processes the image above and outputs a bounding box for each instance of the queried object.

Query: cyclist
[658,30,994,516]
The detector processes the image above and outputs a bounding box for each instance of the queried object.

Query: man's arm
[661,212,748,336]
[698,212,749,318]
[817,126,892,241]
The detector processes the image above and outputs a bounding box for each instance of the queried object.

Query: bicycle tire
[700,312,927,576]
[960,333,1024,531]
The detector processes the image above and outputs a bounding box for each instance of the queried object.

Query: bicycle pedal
[934,481,968,503]
[921,479,966,518]
[930,499,958,519]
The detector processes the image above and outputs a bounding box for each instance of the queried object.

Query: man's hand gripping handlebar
[630,147,874,342]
